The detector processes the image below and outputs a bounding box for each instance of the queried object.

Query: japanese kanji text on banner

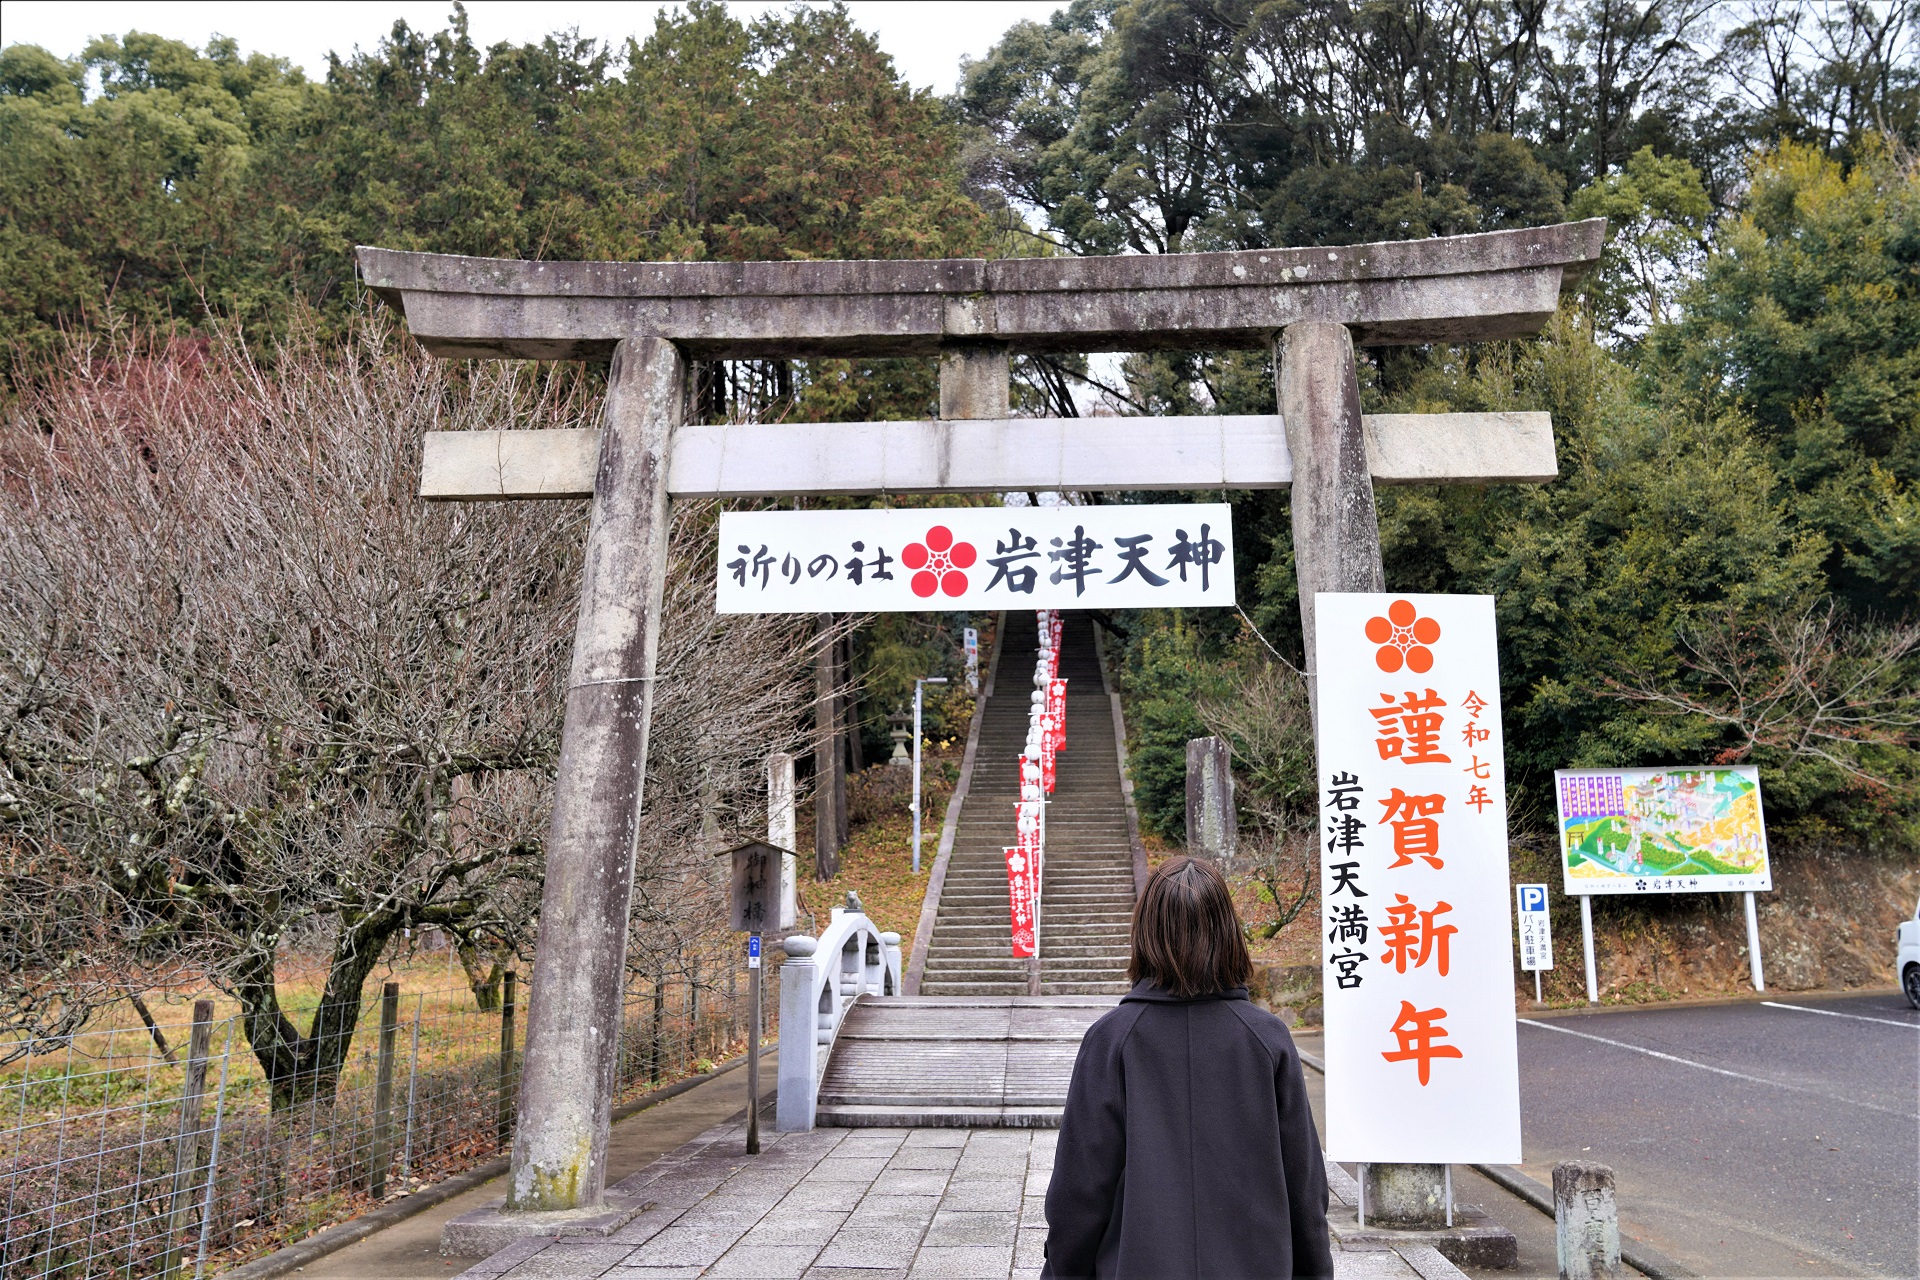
[716,505,1234,613]
[1315,593,1521,1164]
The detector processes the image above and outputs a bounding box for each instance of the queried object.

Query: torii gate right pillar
[1279,320,1466,1235]
[1279,320,1384,722]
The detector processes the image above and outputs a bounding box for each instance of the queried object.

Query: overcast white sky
[0,1,1062,95]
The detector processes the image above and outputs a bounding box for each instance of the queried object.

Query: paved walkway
[454,1119,1456,1280]
[302,1066,763,1277]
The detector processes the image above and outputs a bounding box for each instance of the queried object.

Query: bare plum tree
[0,320,829,1096]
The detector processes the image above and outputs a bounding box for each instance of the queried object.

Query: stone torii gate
[356,218,1604,1231]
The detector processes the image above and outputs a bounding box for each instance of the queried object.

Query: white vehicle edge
[1900,895,1920,1010]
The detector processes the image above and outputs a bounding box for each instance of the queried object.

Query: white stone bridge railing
[776,901,902,1131]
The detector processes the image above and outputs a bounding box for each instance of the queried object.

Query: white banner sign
[715,504,1234,613]
[1516,883,1552,971]
[1315,592,1521,1164]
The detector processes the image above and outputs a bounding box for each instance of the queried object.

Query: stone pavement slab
[456,1118,1459,1280]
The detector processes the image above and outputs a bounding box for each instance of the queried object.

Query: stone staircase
[917,611,1139,998]
[811,610,1142,1127]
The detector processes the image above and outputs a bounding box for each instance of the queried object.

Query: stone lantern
[887,708,912,765]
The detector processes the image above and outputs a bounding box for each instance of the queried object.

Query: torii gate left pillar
[502,337,680,1219]
[361,221,1603,1244]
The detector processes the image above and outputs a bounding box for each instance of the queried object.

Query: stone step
[815,1104,1064,1128]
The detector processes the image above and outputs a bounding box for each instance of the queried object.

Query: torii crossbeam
[356,219,1604,1230]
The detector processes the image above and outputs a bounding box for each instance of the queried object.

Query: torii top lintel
[356,219,1604,363]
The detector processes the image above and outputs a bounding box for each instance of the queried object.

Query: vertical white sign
[1516,884,1553,971]
[1315,593,1521,1164]
[964,626,980,695]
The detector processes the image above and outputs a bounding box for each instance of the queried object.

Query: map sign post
[1554,767,1772,1001]
[1314,593,1522,1169]
[1515,884,1552,1004]
[721,839,786,1155]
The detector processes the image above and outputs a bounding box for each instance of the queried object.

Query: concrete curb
[1520,983,1902,1019]
[1296,1048,1697,1279]
[220,1046,768,1279]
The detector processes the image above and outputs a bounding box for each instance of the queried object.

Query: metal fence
[0,951,772,1279]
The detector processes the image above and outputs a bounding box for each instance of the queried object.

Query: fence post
[650,965,665,1085]
[161,1000,215,1279]
[496,971,517,1151]
[688,956,702,1061]
[400,994,422,1185]
[189,1020,236,1280]
[369,982,400,1199]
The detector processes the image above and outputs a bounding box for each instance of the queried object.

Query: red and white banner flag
[1047,679,1068,750]
[1039,717,1058,793]
[1005,845,1037,956]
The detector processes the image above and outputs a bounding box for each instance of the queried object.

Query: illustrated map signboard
[716,504,1234,613]
[1314,592,1521,1164]
[1555,766,1771,895]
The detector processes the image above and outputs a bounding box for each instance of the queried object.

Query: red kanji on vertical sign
[1379,894,1456,975]
[901,526,977,598]
[1379,789,1446,869]
[1381,1000,1464,1085]
[1372,690,1451,764]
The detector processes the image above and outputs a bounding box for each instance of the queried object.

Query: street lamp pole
[912,677,948,874]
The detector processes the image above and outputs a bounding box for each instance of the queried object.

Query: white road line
[1518,1018,1918,1120]
[1760,1000,1920,1030]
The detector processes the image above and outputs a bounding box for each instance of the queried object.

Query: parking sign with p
[1516,883,1552,971]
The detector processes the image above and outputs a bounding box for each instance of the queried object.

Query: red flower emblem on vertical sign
[900,525,977,598]
[1365,599,1440,673]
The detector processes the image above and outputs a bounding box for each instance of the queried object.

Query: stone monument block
[1185,735,1236,865]
[1553,1160,1622,1279]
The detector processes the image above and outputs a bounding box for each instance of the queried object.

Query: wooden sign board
[721,839,789,934]
[715,504,1234,613]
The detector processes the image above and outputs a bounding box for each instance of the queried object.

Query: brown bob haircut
[1127,855,1254,997]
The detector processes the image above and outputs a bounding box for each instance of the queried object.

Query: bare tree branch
[1605,603,1920,785]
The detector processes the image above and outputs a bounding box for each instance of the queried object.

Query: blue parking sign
[1515,883,1552,971]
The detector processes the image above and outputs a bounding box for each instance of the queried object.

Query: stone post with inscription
[1184,736,1237,867]
[1554,1160,1622,1279]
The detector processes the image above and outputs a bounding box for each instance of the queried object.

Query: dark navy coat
[1041,981,1334,1279]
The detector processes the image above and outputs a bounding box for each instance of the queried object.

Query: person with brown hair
[1041,856,1333,1278]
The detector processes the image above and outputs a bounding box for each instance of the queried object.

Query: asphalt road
[1514,991,1920,1278]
